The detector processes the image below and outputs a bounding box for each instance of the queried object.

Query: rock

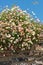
[12,57,28,62]
[35,60,43,65]
[12,58,19,62]
[29,51,34,56]
[32,63,36,65]
[28,57,34,62]
[34,51,40,56]
[12,62,29,65]
[0,61,12,65]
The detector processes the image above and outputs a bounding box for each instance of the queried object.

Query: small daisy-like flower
[32,31,35,36]
[1,48,4,51]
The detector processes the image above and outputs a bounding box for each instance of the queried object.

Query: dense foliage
[0,6,42,53]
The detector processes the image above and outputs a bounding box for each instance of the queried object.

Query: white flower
[10,37,14,40]
[25,43,28,47]
[3,40,5,43]
[5,47,7,50]
[21,48,25,51]
[22,42,25,47]
[6,27,10,29]
[17,35,19,37]
[16,39,19,42]
[20,11,23,14]
[28,40,33,44]
[5,34,11,38]
[32,31,35,36]
[11,6,18,11]
[22,42,28,47]
[33,37,36,40]
[14,41,17,44]
[28,46,30,49]
[36,39,38,42]
[20,19,22,22]
[12,22,15,25]
[30,18,33,21]
[10,40,13,43]
[14,13,15,15]
[9,19,13,22]
[20,15,22,18]
[1,48,4,50]
[10,12,12,15]
[24,21,29,24]
[11,7,15,11]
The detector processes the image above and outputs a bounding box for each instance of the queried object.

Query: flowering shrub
[0,6,42,53]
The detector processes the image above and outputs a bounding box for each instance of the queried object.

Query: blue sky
[0,0,43,22]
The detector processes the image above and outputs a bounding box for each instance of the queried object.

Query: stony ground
[0,45,43,65]
[0,56,43,65]
[0,50,43,65]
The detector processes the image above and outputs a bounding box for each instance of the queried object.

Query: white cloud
[36,18,40,22]
[32,11,36,15]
